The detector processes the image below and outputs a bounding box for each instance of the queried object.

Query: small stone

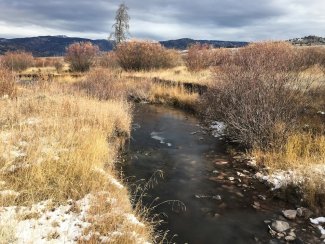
[215,161,228,165]
[194,194,209,199]
[277,233,284,238]
[258,195,267,201]
[212,170,219,174]
[282,210,297,220]
[296,207,313,219]
[264,220,272,224]
[214,213,220,218]
[271,220,290,233]
[285,235,296,241]
[212,195,222,200]
[228,177,235,181]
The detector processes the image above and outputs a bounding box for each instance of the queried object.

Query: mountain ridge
[0,36,248,57]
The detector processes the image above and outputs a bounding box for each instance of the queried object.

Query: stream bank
[121,104,321,243]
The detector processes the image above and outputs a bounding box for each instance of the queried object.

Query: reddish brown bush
[1,51,34,71]
[186,44,225,71]
[202,42,310,149]
[34,57,64,68]
[297,46,325,72]
[76,68,125,100]
[0,66,17,98]
[116,41,180,71]
[65,42,99,72]
[96,52,120,69]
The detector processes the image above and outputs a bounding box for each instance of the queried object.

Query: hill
[160,38,248,49]
[0,36,248,57]
[0,36,113,57]
[289,35,325,46]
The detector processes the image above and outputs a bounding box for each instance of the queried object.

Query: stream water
[122,104,319,244]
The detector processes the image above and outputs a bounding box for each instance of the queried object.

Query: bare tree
[110,3,130,45]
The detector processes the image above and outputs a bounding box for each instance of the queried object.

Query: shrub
[0,67,17,98]
[297,46,325,72]
[202,42,310,149]
[186,44,228,72]
[54,61,64,73]
[1,51,34,71]
[116,40,179,71]
[96,51,120,69]
[65,42,99,72]
[76,68,125,100]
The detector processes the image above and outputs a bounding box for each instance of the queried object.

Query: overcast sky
[0,0,324,41]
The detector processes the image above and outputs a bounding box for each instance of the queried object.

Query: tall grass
[0,83,154,241]
[0,92,132,206]
[0,67,17,98]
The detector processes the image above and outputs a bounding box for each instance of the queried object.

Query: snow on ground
[254,170,303,191]
[210,121,226,137]
[0,195,92,243]
[310,217,325,239]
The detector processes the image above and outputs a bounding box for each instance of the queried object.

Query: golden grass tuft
[149,83,199,109]
[253,133,325,208]
[123,65,212,85]
[253,133,325,171]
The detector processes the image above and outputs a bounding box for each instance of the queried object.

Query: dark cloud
[0,0,324,40]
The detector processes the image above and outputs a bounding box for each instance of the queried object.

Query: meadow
[0,40,325,242]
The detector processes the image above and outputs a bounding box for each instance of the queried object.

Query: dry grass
[253,133,325,209]
[0,82,153,242]
[123,65,212,85]
[253,133,325,170]
[0,91,132,205]
[148,83,199,109]
[0,67,17,98]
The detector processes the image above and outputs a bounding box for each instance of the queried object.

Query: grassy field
[1,41,325,241]
[0,73,153,243]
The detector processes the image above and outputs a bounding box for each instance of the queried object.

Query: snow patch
[0,195,92,243]
[0,190,20,198]
[109,178,124,189]
[125,214,145,227]
[21,117,42,126]
[210,121,226,137]
[310,217,325,225]
[254,170,301,190]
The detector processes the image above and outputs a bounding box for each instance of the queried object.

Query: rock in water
[271,220,290,232]
[282,210,297,220]
[297,207,313,219]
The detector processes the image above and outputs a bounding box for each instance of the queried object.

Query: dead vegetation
[0,65,154,242]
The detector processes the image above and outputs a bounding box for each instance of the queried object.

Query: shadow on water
[122,104,317,244]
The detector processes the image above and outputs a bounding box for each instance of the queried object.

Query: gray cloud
[0,0,324,40]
